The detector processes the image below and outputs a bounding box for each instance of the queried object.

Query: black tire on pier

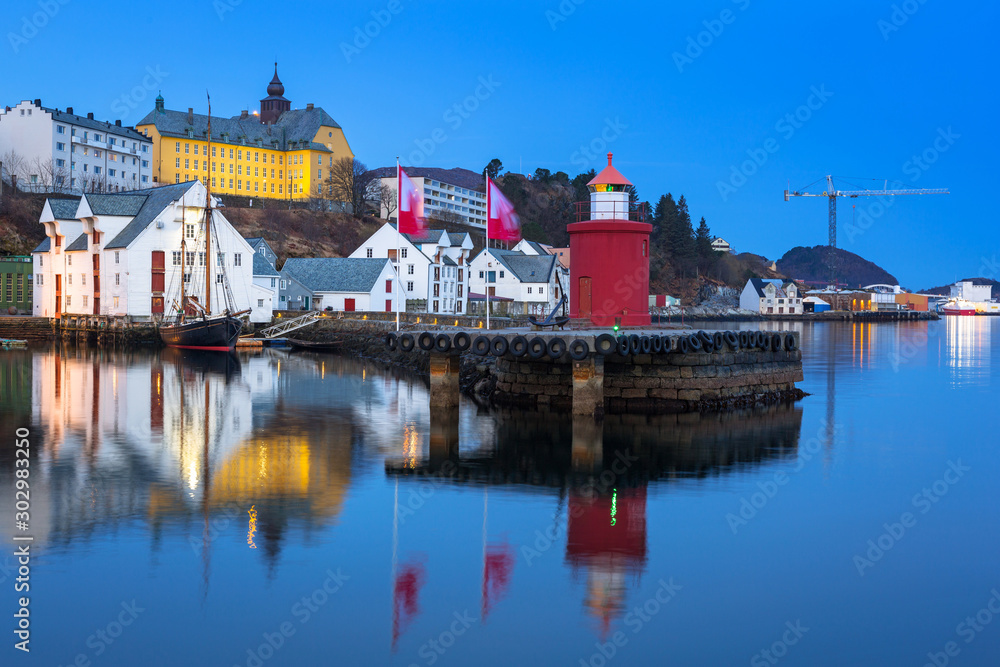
[453,332,471,351]
[758,332,769,349]
[595,333,617,355]
[770,333,782,351]
[724,331,739,349]
[471,335,491,356]
[739,331,750,348]
[399,333,415,352]
[509,335,529,357]
[702,337,715,353]
[651,335,664,354]
[527,336,547,359]
[385,332,398,351]
[569,339,589,361]
[490,336,510,357]
[617,335,630,356]
[688,334,703,351]
[418,331,436,351]
[547,337,567,360]
[640,336,652,354]
[698,330,713,346]
[678,336,690,354]
[785,333,797,351]
[629,334,642,355]
[434,334,452,353]
[713,331,725,349]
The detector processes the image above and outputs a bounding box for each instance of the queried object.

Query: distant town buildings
[0,99,153,193]
[349,222,472,314]
[31,181,255,320]
[135,65,353,200]
[740,278,801,314]
[950,280,992,303]
[0,255,32,314]
[468,247,562,316]
[370,167,486,227]
[711,237,733,254]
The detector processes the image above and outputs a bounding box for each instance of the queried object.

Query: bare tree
[379,182,397,219]
[323,157,375,217]
[1,149,27,192]
[30,157,57,192]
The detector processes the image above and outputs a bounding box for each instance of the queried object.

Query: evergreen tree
[695,216,713,258]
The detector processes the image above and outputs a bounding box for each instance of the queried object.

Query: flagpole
[486,176,492,331]
[396,157,401,332]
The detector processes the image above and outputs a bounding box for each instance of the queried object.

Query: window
[185,159,190,169]
[185,143,190,153]
[172,251,181,266]
[433,300,439,312]
[66,295,71,306]
[499,271,505,279]
[185,224,195,239]
[527,287,532,294]
[366,248,373,258]
[217,252,225,266]
[216,274,224,284]
[407,281,414,292]
[198,252,205,266]
[183,273,191,283]
[56,142,65,151]
[234,253,242,267]
[385,279,392,292]
[109,169,116,177]
[280,280,286,289]
[257,299,264,308]
[407,264,414,275]
[479,271,484,278]
[538,287,544,295]
[194,145,199,155]
[68,274,72,285]
[67,255,72,266]
[176,158,181,168]
[56,124,65,134]
[400,248,408,258]
[56,158,65,167]
[280,295,286,302]
[175,142,180,153]
[433,284,440,297]
[37,275,43,286]
[81,274,86,285]
[115,273,120,286]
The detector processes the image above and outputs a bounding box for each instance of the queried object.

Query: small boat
[0,338,28,349]
[287,337,344,352]
[941,299,977,316]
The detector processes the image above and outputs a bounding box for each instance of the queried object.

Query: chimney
[33,98,41,106]
[115,119,121,126]
[67,106,73,115]
[187,107,194,125]
[87,112,94,120]
[306,103,314,111]
[240,110,248,120]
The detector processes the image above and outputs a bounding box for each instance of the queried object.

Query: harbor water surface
[0,318,997,666]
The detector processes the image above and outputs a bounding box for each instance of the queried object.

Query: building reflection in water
[386,402,803,638]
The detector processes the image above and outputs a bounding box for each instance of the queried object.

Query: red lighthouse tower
[568,154,652,326]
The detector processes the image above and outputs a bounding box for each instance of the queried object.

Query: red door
[151,251,165,293]
[345,298,356,312]
[385,299,392,312]
[55,274,62,317]
[579,277,592,318]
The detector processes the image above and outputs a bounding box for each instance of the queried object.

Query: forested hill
[775,246,898,287]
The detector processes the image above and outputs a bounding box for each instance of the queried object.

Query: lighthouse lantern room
[568,153,652,326]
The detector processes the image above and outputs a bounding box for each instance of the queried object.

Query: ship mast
[204,92,213,315]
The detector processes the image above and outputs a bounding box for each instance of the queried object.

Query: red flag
[398,167,425,235]
[481,542,514,621]
[487,178,520,242]
[391,560,425,651]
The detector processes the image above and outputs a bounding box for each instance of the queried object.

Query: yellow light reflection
[402,423,419,469]
[247,505,258,549]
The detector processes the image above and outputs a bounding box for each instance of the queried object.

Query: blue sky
[5,0,994,288]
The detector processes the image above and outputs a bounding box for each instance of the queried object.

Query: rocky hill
[776,245,898,287]
[919,277,998,297]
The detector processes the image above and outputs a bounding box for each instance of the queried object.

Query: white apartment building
[349,222,473,314]
[32,181,254,320]
[0,99,153,194]
[370,166,486,227]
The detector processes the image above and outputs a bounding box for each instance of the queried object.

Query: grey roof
[253,252,280,277]
[449,232,470,247]
[748,278,767,298]
[406,229,444,245]
[48,197,81,219]
[65,233,89,252]
[525,240,547,255]
[245,237,264,247]
[41,106,149,143]
[442,256,457,266]
[486,249,556,283]
[33,238,50,253]
[84,194,147,217]
[105,182,199,249]
[282,258,390,293]
[370,166,485,193]
[137,106,343,152]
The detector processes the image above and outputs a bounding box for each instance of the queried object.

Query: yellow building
[136,65,353,200]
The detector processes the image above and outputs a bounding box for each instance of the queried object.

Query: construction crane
[784,175,949,287]
[785,175,949,249]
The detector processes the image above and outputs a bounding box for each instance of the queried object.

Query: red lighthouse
[568,154,652,326]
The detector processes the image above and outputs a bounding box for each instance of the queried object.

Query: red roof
[587,153,632,187]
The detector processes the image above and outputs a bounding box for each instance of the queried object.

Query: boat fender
[434,333,452,353]
[453,332,471,352]
[568,339,589,361]
[677,336,690,354]
[398,333,415,352]
[616,335,631,356]
[713,331,725,350]
[739,331,750,348]
[770,333,782,351]
[490,336,510,357]
[526,336,546,359]
[785,333,797,351]
[629,334,642,355]
[651,335,664,354]
[687,334,703,351]
[385,332,397,351]
[595,333,617,355]
[417,331,435,351]
[472,335,491,356]
[639,336,652,354]
[698,330,713,346]
[546,337,567,360]
[724,331,739,349]
[509,335,529,357]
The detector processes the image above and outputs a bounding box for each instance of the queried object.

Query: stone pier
[429,351,461,408]
[572,355,604,416]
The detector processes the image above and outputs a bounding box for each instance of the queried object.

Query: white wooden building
[280,258,400,312]
[31,181,254,320]
[468,248,562,316]
[349,222,472,314]
[739,278,801,315]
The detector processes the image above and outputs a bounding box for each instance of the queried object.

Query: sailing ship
[159,94,246,351]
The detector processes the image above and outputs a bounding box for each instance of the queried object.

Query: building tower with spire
[260,63,291,124]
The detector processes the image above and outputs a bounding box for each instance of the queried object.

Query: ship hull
[159,316,243,351]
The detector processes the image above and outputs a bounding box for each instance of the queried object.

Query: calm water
[1,318,998,666]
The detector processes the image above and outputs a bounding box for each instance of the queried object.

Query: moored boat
[287,337,344,352]
[941,299,976,316]
[160,316,243,351]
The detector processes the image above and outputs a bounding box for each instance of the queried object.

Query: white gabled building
[349,222,473,314]
[468,248,562,316]
[0,99,153,194]
[281,258,399,312]
[740,278,801,315]
[31,181,254,320]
